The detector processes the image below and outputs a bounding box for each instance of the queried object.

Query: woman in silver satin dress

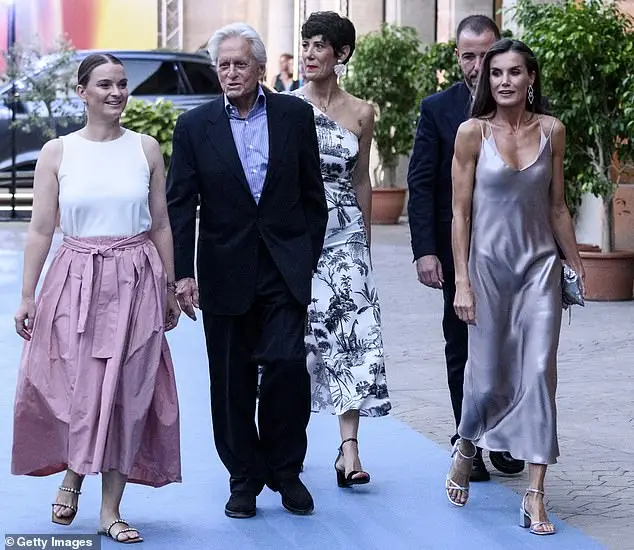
[446,39,585,535]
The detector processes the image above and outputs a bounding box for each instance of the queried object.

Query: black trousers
[441,270,468,444]
[202,243,310,495]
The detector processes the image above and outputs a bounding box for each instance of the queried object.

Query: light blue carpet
[0,273,605,549]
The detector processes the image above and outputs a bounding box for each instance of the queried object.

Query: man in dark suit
[167,23,327,518]
[407,15,524,481]
[273,53,300,92]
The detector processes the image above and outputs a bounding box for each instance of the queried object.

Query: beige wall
[180,0,634,84]
[182,0,269,53]
[620,0,634,17]
[348,0,384,38]
[437,0,495,42]
[181,0,437,72]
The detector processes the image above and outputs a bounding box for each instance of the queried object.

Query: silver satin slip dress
[458,117,562,465]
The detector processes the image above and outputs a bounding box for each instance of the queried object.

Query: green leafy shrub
[344,23,425,186]
[514,0,634,250]
[121,98,181,168]
[418,40,463,99]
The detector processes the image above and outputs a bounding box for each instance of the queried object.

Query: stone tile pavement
[371,223,634,550]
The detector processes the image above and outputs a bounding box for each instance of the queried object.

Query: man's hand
[175,277,199,321]
[416,255,444,289]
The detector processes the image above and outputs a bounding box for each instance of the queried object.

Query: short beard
[465,75,478,94]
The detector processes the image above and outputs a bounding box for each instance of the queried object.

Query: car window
[124,60,181,95]
[180,61,221,94]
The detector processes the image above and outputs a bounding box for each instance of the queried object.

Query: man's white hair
[207,22,267,67]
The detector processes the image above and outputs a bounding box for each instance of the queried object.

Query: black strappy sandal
[334,438,371,488]
[51,486,81,525]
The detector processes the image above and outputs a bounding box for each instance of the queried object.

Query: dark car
[0,49,221,191]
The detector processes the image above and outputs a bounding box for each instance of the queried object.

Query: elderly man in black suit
[407,14,525,481]
[167,22,327,518]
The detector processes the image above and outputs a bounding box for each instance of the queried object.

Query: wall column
[384,0,436,45]
[347,0,384,37]
[265,0,296,85]
[453,0,495,37]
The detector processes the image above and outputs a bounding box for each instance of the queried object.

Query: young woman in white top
[12,53,182,544]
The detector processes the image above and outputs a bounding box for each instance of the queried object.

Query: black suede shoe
[277,477,314,515]
[489,451,525,475]
[470,449,491,482]
[224,492,256,519]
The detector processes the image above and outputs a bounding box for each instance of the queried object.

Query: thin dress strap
[545,116,557,151]
[486,119,494,141]
[478,119,486,140]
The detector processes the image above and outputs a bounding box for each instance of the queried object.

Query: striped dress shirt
[224,86,269,203]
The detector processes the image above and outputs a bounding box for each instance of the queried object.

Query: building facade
[180,0,633,85]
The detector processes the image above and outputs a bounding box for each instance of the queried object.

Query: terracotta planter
[371,188,407,225]
[579,249,634,301]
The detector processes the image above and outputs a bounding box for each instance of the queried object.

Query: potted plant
[515,0,634,300]
[344,23,425,224]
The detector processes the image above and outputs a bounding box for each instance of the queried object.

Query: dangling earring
[527,84,534,105]
[334,60,347,77]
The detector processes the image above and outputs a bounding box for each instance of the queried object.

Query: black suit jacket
[166,91,327,315]
[273,75,300,92]
[407,82,471,272]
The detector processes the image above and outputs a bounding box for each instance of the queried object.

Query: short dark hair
[470,38,545,118]
[280,52,294,60]
[301,11,356,63]
[456,15,501,44]
[77,53,123,87]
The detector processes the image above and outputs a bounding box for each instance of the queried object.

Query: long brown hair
[470,39,546,119]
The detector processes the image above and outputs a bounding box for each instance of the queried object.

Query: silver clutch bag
[562,264,584,309]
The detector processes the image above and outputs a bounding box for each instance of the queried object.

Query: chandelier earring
[334,60,347,78]
[527,84,534,105]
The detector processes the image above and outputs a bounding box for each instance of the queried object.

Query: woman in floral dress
[295,11,391,487]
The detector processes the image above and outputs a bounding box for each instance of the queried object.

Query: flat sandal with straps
[520,488,557,535]
[98,519,143,544]
[51,486,81,525]
[445,439,476,507]
[334,438,371,488]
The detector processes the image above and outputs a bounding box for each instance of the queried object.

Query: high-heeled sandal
[445,439,476,507]
[51,486,81,525]
[520,488,556,535]
[334,438,371,488]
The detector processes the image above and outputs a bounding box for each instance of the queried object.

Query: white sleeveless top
[58,129,152,238]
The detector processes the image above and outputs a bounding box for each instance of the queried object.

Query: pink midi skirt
[12,232,181,487]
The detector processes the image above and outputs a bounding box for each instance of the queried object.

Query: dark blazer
[407,81,471,272]
[166,91,327,315]
[273,74,300,92]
